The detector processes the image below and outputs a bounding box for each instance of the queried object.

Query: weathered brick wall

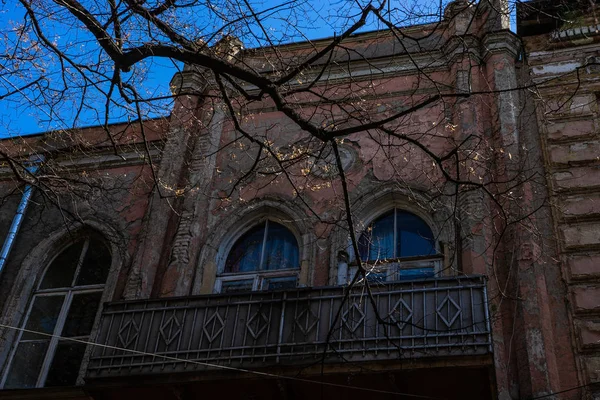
[0,2,593,398]
[0,121,167,309]
[122,6,582,398]
[144,7,578,399]
[524,30,600,397]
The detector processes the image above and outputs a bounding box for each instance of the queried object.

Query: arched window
[1,234,111,389]
[356,209,440,281]
[217,220,299,293]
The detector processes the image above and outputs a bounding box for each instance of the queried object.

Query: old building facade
[0,0,598,399]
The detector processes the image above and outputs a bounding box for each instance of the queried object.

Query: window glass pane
[44,341,87,387]
[4,341,49,389]
[225,223,265,273]
[221,279,254,293]
[357,228,371,262]
[360,211,395,261]
[263,276,297,290]
[22,295,65,340]
[398,267,435,281]
[365,271,387,284]
[396,211,436,257]
[62,292,103,337]
[76,238,111,286]
[263,222,299,270]
[364,264,389,284]
[39,241,84,289]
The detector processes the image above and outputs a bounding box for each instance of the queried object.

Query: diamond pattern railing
[87,276,491,379]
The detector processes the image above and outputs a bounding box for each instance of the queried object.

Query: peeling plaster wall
[0,2,595,399]
[524,29,600,399]
[0,121,166,312]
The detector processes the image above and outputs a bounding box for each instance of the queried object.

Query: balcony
[86,276,491,379]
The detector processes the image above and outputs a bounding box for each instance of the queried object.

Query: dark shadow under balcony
[86,275,491,379]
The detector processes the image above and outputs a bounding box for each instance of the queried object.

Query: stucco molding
[191,196,316,294]
[481,30,521,62]
[238,52,449,93]
[0,148,162,181]
[328,182,457,285]
[442,35,482,64]
[0,219,127,387]
[170,69,209,96]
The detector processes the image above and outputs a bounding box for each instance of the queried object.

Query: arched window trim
[223,219,299,273]
[358,208,439,261]
[215,217,301,293]
[0,223,124,390]
[350,206,441,257]
[347,207,443,283]
[0,234,111,389]
[193,199,315,295]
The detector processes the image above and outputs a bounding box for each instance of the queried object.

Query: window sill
[348,254,444,266]
[215,269,300,293]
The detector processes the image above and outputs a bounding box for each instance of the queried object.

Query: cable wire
[0,323,446,399]
[527,381,600,399]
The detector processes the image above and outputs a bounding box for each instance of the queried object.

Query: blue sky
[1,0,507,138]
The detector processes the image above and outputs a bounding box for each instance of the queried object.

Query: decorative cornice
[442,35,481,63]
[241,24,446,55]
[551,24,600,42]
[443,0,472,20]
[239,51,448,93]
[170,69,209,95]
[0,147,162,180]
[481,30,521,61]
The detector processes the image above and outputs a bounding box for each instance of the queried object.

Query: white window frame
[214,268,299,293]
[348,255,444,283]
[216,219,300,294]
[349,207,442,283]
[0,237,108,389]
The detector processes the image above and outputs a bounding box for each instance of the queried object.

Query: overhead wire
[526,381,600,399]
[5,322,598,400]
[0,322,446,400]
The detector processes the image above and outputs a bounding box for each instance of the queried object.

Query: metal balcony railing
[86,276,491,378]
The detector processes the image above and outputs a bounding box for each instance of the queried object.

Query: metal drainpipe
[0,155,44,274]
